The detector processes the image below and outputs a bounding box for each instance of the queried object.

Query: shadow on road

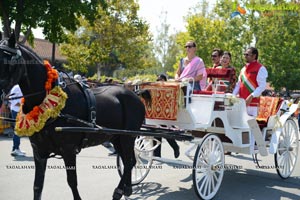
[130,168,300,200]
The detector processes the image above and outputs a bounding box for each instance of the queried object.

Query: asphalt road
[0,135,299,200]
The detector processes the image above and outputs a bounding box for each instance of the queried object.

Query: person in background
[219,51,237,93]
[156,74,167,82]
[175,41,207,91]
[211,48,224,68]
[232,47,268,116]
[205,48,224,90]
[154,74,180,158]
[297,99,300,130]
[9,84,26,156]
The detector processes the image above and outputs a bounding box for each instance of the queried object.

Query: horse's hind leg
[112,136,136,200]
[62,147,81,200]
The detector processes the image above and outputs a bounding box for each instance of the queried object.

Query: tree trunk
[52,43,56,65]
[97,63,101,81]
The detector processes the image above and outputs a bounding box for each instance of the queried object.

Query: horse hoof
[112,188,123,200]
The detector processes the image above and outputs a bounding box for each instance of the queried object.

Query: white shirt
[9,85,23,112]
[232,66,268,98]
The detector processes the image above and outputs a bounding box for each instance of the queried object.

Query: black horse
[0,34,147,200]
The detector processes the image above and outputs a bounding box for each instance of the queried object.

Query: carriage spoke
[193,134,224,199]
[199,175,208,192]
[196,171,207,182]
[203,175,210,196]
[195,167,207,174]
[207,174,212,196]
[275,119,299,178]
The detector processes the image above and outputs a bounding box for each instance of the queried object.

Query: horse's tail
[136,89,152,107]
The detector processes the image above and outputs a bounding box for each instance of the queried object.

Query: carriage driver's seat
[256,96,281,129]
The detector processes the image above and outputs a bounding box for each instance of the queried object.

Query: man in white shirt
[232,47,268,116]
[9,84,26,156]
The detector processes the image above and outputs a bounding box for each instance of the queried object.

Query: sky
[137,0,202,35]
[33,0,215,39]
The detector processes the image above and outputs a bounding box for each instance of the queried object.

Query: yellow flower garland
[15,86,68,136]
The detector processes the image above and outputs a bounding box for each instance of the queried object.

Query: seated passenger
[218,51,237,93]
[205,51,236,93]
[175,40,207,91]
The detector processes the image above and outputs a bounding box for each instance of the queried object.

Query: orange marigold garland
[15,61,68,136]
[44,60,59,91]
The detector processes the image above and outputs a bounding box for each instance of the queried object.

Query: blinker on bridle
[0,40,22,64]
[0,40,34,100]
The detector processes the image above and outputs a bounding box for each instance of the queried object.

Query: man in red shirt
[233,47,268,116]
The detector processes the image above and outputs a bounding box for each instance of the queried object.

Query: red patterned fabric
[205,67,236,92]
[141,82,181,120]
[256,96,279,122]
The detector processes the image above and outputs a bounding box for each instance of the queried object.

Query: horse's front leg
[31,145,48,200]
[62,146,81,200]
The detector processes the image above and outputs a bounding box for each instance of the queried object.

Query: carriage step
[247,119,268,156]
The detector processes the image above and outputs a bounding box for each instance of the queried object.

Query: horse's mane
[17,43,44,65]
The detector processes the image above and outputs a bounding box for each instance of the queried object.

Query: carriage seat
[204,67,235,92]
[206,67,234,79]
[193,90,224,95]
[141,82,182,120]
[256,96,281,129]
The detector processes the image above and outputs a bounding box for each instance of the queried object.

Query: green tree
[153,10,182,77]
[60,0,152,77]
[251,1,300,91]
[178,0,300,91]
[0,0,105,43]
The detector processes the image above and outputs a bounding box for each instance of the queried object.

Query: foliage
[60,0,153,76]
[153,11,181,77]
[252,1,300,91]
[0,0,106,43]
[173,0,300,91]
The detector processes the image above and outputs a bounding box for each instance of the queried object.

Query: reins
[4,90,45,101]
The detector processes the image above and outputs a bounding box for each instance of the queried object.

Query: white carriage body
[144,82,298,156]
[134,81,299,199]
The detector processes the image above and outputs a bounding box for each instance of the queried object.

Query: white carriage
[119,69,299,200]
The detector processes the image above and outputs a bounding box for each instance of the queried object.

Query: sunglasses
[185,45,195,48]
[243,53,252,56]
[211,55,218,58]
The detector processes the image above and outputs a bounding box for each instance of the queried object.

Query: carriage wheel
[274,118,299,179]
[192,134,224,200]
[117,136,154,185]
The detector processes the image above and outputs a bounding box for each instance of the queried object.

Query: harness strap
[84,88,97,125]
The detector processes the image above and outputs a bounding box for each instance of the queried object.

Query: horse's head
[0,33,26,93]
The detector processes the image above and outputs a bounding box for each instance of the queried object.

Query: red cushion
[206,68,233,79]
[193,90,225,95]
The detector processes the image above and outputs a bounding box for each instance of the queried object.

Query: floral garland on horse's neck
[15,60,68,136]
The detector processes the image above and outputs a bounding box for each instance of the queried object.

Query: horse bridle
[0,40,23,64]
[0,40,30,94]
